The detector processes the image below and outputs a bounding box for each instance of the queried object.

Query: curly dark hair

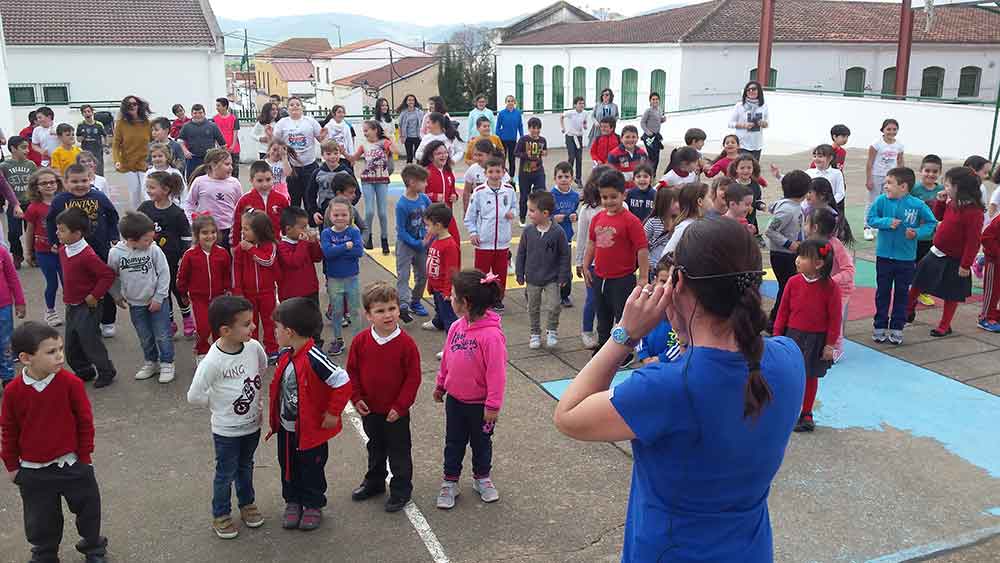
[118,95,151,123]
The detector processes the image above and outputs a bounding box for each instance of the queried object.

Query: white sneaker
[44,309,62,327]
[101,323,116,338]
[158,363,175,384]
[863,227,875,241]
[581,332,597,349]
[546,330,558,348]
[472,477,499,503]
[529,334,541,349]
[421,320,438,331]
[436,480,459,509]
[435,351,443,360]
[135,361,159,380]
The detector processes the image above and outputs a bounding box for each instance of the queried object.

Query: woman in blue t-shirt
[554,218,805,563]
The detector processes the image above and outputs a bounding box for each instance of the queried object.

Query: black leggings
[288,161,318,210]
[502,140,517,177]
[404,137,420,163]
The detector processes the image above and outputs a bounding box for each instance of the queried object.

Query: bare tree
[437,26,495,111]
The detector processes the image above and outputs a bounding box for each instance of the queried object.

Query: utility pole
[330,23,342,48]
[756,0,775,87]
[894,0,914,98]
[388,47,396,111]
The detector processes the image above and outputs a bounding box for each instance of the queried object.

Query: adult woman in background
[271,97,326,209]
[555,218,804,563]
[728,81,769,161]
[397,94,425,164]
[112,94,152,209]
[587,88,619,144]
[252,102,279,159]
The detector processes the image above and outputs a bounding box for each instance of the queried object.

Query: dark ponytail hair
[451,269,501,319]
[946,166,985,210]
[797,238,835,280]
[674,218,771,419]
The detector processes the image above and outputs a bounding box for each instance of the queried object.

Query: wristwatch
[611,326,639,349]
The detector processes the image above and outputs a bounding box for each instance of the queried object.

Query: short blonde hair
[362,281,398,311]
[320,140,342,155]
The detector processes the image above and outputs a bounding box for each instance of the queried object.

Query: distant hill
[217,13,509,55]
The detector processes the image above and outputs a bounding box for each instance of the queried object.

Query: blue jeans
[0,305,12,382]
[212,430,260,518]
[875,257,916,330]
[327,275,361,342]
[431,291,458,331]
[129,303,174,363]
[582,265,596,333]
[361,182,389,242]
[35,251,62,310]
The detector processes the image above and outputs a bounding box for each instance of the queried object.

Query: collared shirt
[63,238,88,258]
[19,368,80,469]
[371,325,401,345]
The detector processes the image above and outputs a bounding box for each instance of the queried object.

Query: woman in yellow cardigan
[112,95,152,209]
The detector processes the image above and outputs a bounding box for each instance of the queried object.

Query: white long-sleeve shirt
[187,339,268,437]
[806,166,846,204]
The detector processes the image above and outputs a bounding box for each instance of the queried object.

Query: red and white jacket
[425,164,457,206]
[232,241,279,296]
[231,189,289,247]
[176,244,232,300]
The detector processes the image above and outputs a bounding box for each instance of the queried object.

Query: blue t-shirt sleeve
[611,363,684,444]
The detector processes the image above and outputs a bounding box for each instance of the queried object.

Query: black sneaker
[93,375,115,389]
[381,238,391,255]
[400,308,414,323]
[364,236,374,250]
[930,327,953,337]
[351,482,386,502]
[341,315,351,327]
[560,297,573,308]
[906,309,916,324]
[384,495,409,513]
[793,414,815,433]
[328,339,345,356]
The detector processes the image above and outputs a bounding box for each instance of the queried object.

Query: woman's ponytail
[731,285,772,419]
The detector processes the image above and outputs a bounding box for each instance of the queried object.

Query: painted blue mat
[539,340,1000,477]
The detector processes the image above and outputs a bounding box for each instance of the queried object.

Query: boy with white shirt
[31,107,60,166]
[465,157,517,310]
[187,296,268,539]
[462,139,510,212]
[560,97,588,186]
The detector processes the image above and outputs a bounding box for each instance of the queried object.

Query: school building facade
[496,0,1000,115]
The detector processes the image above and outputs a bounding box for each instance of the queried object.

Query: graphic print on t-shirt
[594,225,617,248]
[224,361,262,416]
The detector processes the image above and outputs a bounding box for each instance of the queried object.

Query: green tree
[436,26,495,113]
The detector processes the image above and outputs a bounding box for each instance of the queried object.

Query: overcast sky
[211,0,939,24]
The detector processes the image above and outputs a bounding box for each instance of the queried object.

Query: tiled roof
[334,56,436,88]
[0,0,219,47]
[273,61,316,82]
[314,38,387,59]
[501,0,1000,46]
[256,37,332,59]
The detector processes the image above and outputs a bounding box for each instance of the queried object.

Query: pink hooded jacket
[436,310,507,412]
[829,237,855,303]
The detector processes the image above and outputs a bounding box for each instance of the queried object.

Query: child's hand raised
[354,400,370,416]
[320,412,340,429]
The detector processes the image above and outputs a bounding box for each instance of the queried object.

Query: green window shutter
[844,67,866,97]
[596,67,610,102]
[514,65,523,109]
[881,67,897,98]
[552,66,564,110]
[621,69,638,118]
[572,67,586,102]
[533,64,544,111]
[959,66,981,97]
[749,67,777,86]
[920,66,945,97]
[650,69,666,99]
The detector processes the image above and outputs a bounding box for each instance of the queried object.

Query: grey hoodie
[765,198,803,254]
[516,223,571,286]
[108,241,171,306]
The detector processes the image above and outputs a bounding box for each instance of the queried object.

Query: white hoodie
[465,182,517,251]
[187,339,268,437]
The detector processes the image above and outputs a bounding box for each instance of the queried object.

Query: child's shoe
[299,507,322,531]
[435,350,443,360]
[888,329,904,345]
[872,328,887,343]
[978,319,1000,333]
[158,363,176,384]
[546,330,558,348]
[282,502,302,529]
[212,515,239,539]
[351,481,386,501]
[581,332,597,349]
[44,308,62,327]
[793,413,815,433]
[436,480,459,509]
[917,293,935,306]
[472,476,500,503]
[135,361,159,380]
[183,315,196,338]
[240,504,264,528]
[385,495,409,513]
[364,234,374,250]
[863,227,875,241]
[328,338,345,356]
[560,297,573,308]
[529,334,541,349]
[399,307,414,324]
[411,301,429,317]
[930,327,953,337]
[421,320,438,331]
[325,303,334,321]
[100,323,116,338]
[381,238,390,255]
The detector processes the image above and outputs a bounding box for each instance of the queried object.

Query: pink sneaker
[183,315,196,339]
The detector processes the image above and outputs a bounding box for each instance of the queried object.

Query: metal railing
[764,86,997,107]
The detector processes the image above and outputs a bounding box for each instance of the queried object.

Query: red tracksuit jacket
[277,237,322,300]
[232,242,279,296]
[231,189,290,247]
[176,244,232,299]
[425,164,457,206]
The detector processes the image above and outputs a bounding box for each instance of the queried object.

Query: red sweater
[267,341,352,452]
[232,242,279,296]
[277,238,322,300]
[231,189,290,247]
[981,214,1000,261]
[425,165,457,207]
[774,274,843,346]
[346,329,421,416]
[176,244,231,299]
[590,133,620,165]
[1,369,95,472]
[932,199,983,269]
[59,244,115,305]
[427,236,460,297]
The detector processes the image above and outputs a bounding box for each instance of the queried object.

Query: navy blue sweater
[46,189,119,254]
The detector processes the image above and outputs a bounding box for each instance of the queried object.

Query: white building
[0,0,226,125]
[496,0,1000,115]
[312,39,430,108]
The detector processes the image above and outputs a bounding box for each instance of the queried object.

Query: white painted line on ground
[865,524,1000,563]
[343,403,450,563]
